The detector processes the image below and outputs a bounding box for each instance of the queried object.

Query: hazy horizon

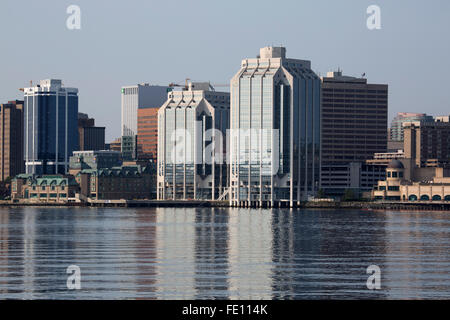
[1,0,449,141]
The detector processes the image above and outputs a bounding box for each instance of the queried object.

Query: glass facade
[24,81,79,175]
[157,86,230,200]
[230,48,321,206]
[390,113,433,141]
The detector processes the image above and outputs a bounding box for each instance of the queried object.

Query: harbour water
[0,207,449,299]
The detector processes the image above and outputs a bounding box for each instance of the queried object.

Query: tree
[342,189,356,202]
[316,189,325,199]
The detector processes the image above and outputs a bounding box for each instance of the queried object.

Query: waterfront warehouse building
[12,174,79,203]
[229,47,321,207]
[157,82,230,200]
[121,83,169,160]
[23,79,79,175]
[0,100,24,181]
[320,71,388,198]
[75,165,153,200]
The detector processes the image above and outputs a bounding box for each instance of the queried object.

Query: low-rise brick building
[11,174,79,202]
[75,165,154,200]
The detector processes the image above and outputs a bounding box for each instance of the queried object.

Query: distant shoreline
[1,200,450,211]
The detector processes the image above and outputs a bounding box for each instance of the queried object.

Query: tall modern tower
[320,71,388,197]
[0,100,24,180]
[23,79,78,174]
[229,47,321,207]
[121,83,169,160]
[157,82,230,200]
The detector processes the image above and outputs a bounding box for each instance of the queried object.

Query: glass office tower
[23,79,78,174]
[229,47,321,207]
[121,84,169,160]
[157,82,230,200]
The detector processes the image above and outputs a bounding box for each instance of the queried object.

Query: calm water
[0,207,449,299]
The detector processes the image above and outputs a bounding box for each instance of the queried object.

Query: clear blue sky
[1,0,449,141]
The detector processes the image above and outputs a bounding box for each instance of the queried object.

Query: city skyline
[1,0,450,141]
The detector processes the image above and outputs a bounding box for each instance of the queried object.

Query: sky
[1,0,449,141]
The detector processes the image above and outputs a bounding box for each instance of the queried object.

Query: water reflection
[383,211,450,299]
[194,208,229,299]
[0,207,448,299]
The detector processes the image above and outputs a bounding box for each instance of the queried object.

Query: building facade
[0,100,24,181]
[108,137,122,152]
[229,47,321,207]
[121,84,169,160]
[320,162,385,197]
[69,150,122,176]
[320,71,388,197]
[373,159,450,201]
[78,113,105,151]
[404,118,450,167]
[137,107,158,160]
[12,174,79,202]
[76,165,153,200]
[390,112,433,142]
[23,79,78,175]
[157,82,230,200]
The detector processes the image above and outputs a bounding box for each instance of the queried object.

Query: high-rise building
[121,83,169,160]
[108,137,122,152]
[320,71,388,196]
[137,107,158,160]
[78,112,105,151]
[23,79,78,174]
[157,82,230,200]
[229,47,321,207]
[0,100,24,180]
[404,117,450,167]
[390,112,433,141]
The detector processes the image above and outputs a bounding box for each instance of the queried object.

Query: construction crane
[167,79,229,92]
[19,80,33,92]
[168,78,191,90]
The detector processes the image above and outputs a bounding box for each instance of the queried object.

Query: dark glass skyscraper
[23,79,79,174]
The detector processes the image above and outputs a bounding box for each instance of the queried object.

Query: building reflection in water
[383,211,450,299]
[271,209,388,299]
[133,208,157,299]
[154,207,197,299]
[227,208,273,299]
[0,207,448,299]
[193,207,230,299]
[0,208,12,295]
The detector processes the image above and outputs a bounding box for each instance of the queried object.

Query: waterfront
[0,207,449,299]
